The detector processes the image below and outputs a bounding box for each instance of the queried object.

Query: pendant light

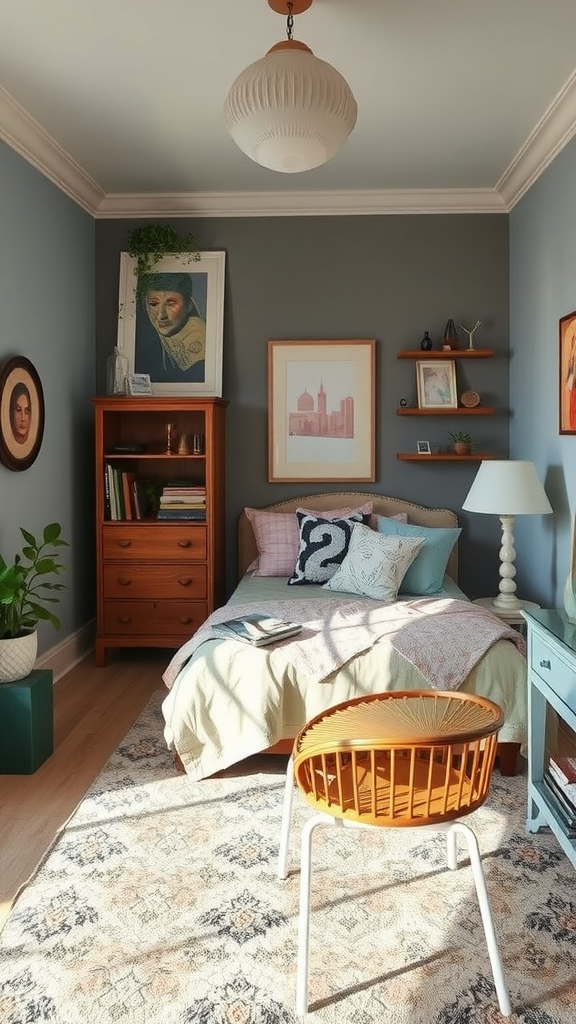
[223,0,357,173]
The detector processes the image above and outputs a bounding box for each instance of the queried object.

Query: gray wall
[96,214,509,598]
[0,141,95,654]
[510,133,576,608]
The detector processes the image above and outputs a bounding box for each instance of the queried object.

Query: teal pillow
[375,516,461,595]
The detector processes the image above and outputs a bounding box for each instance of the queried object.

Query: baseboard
[36,620,95,683]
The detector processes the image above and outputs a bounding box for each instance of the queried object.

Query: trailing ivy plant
[127,224,202,300]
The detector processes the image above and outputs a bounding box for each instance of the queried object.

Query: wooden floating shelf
[397,349,494,359]
[397,453,495,462]
[397,407,495,416]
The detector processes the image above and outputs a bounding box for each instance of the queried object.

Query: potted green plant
[0,523,69,682]
[448,430,476,455]
[127,224,202,300]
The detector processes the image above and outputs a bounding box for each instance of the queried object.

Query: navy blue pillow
[288,511,371,586]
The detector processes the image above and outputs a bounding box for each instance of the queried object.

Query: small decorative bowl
[461,390,480,408]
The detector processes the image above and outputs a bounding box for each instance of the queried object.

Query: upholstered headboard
[238,491,459,581]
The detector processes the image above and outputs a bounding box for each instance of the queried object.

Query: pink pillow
[245,503,407,576]
[246,504,373,576]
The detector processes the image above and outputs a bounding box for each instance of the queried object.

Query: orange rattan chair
[277,689,511,1017]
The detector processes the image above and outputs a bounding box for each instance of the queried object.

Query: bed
[161,492,528,780]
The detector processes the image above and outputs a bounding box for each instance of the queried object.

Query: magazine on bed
[211,613,302,647]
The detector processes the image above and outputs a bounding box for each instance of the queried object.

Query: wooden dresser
[93,396,227,666]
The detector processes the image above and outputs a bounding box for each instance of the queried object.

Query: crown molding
[0,86,104,215]
[497,68,576,210]
[1,78,574,218]
[96,187,506,217]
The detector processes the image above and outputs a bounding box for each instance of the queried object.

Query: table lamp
[462,460,552,614]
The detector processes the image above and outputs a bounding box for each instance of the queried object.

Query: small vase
[442,318,460,351]
[107,347,129,395]
[420,331,433,351]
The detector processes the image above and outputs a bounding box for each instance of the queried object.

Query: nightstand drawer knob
[539,659,551,670]
[178,540,192,548]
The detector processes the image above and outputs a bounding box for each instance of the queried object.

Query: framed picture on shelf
[117,251,226,397]
[268,339,376,482]
[559,308,576,434]
[416,359,458,409]
[0,355,45,472]
[417,440,431,454]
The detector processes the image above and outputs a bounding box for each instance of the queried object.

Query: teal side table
[0,669,54,773]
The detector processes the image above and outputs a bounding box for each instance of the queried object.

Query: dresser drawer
[102,524,207,561]
[103,563,207,600]
[103,600,207,636]
[531,630,576,710]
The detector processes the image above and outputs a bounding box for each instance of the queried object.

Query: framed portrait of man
[0,356,45,472]
[116,251,225,396]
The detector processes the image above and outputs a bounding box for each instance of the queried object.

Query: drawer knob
[178,540,192,548]
[118,578,132,587]
[179,616,193,624]
[118,540,131,548]
[539,658,551,670]
[178,578,192,587]
[119,616,132,624]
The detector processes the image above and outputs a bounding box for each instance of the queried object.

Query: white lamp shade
[462,460,553,516]
[224,48,357,173]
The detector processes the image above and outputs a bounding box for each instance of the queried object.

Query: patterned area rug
[1,692,575,1024]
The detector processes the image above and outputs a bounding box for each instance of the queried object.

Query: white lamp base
[473,596,540,625]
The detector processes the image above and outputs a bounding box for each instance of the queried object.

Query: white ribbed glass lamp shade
[224,44,357,173]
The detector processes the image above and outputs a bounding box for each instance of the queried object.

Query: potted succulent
[0,523,69,682]
[448,430,476,455]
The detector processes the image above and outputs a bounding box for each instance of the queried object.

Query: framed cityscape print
[268,339,376,482]
[0,355,45,471]
[559,308,576,434]
[117,251,226,396]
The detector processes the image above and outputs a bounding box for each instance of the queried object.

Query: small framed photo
[416,360,458,409]
[127,373,152,395]
[0,355,45,472]
[417,440,431,454]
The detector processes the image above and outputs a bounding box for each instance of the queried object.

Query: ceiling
[2,0,576,218]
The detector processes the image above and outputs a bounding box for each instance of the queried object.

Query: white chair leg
[296,813,339,1016]
[445,826,458,870]
[449,822,512,1017]
[277,755,294,880]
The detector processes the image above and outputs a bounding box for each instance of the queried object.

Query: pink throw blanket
[162,597,525,692]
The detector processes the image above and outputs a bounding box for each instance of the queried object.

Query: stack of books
[543,755,576,837]
[157,482,206,521]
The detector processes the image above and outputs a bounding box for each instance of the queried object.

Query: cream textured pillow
[324,523,425,601]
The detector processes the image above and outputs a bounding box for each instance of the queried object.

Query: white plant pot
[0,630,38,683]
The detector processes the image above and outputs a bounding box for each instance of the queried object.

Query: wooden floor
[0,648,168,932]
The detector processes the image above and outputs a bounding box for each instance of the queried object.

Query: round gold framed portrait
[0,356,45,472]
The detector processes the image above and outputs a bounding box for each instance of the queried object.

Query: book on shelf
[121,471,135,521]
[548,755,576,786]
[156,508,206,520]
[543,770,576,823]
[211,613,302,647]
[542,772,576,836]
